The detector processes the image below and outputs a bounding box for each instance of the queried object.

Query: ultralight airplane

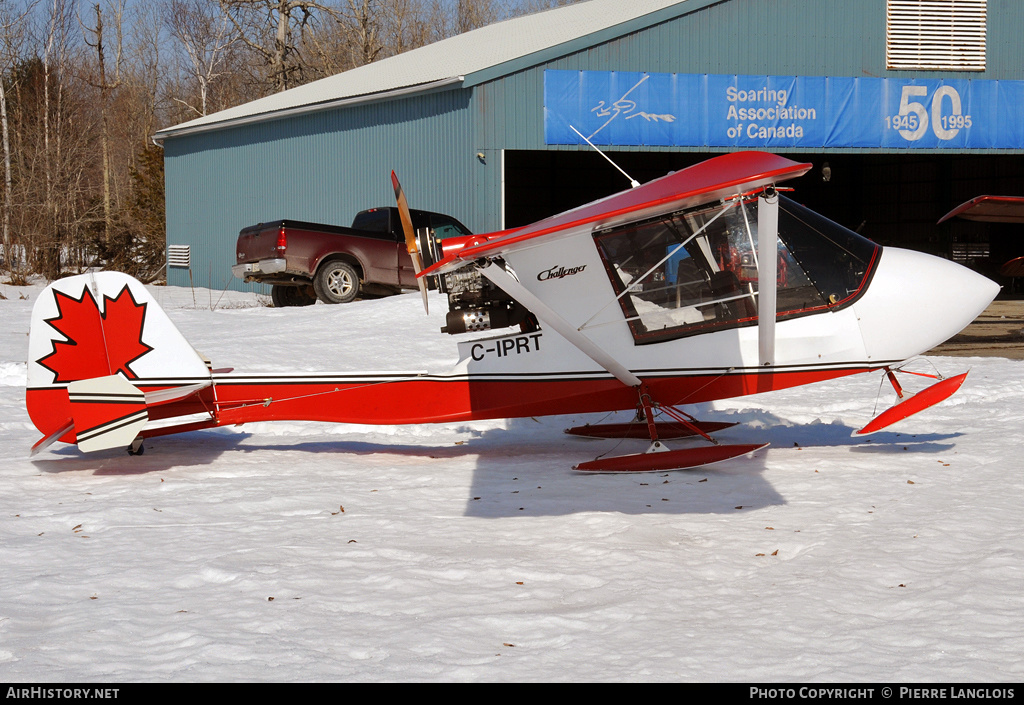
[25,151,1000,472]
[938,194,1024,280]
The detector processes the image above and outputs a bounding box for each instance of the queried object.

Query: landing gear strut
[568,384,768,472]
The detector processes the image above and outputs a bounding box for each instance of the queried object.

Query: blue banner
[543,70,1024,149]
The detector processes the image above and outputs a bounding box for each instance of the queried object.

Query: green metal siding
[164,88,476,290]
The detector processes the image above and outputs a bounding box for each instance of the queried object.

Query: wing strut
[757,188,779,367]
[478,261,767,472]
[477,262,642,388]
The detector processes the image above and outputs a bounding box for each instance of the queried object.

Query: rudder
[26,272,212,453]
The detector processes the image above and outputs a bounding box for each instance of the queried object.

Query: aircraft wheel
[271,284,316,307]
[314,260,360,304]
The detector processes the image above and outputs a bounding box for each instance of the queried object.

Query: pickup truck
[232,207,473,306]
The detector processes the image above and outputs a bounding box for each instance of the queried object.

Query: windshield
[592,194,880,344]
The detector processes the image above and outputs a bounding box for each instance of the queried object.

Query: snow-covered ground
[1,279,1022,682]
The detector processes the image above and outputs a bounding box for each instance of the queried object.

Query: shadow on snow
[29,405,962,518]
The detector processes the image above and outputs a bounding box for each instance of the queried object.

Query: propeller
[390,170,429,314]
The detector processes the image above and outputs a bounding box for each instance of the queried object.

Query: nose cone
[853,247,1000,362]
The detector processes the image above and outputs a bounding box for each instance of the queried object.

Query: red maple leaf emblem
[38,284,154,384]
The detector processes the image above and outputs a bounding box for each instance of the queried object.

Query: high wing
[938,195,1024,224]
[938,194,1024,278]
[421,151,812,277]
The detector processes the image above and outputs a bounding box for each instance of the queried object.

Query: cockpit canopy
[593,194,880,344]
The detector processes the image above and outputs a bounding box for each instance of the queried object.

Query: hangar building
[154,0,1024,293]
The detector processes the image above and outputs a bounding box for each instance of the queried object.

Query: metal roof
[154,0,695,140]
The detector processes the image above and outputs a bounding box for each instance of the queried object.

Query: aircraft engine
[440,268,532,335]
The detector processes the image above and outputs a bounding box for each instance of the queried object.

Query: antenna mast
[569,125,640,189]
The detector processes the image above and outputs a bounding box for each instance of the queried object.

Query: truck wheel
[271,284,316,307]
[314,260,360,304]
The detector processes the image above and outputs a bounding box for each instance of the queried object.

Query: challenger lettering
[537,265,586,281]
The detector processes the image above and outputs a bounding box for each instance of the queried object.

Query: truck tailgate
[236,224,280,264]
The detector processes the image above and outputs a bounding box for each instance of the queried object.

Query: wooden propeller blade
[390,170,429,314]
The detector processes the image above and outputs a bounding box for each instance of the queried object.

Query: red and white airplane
[25,152,999,471]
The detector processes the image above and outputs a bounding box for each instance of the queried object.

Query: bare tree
[341,0,382,66]
[1,0,89,280]
[123,1,164,144]
[81,1,125,253]
[455,0,499,34]
[167,0,237,117]
[37,0,80,278]
[219,0,343,92]
[516,0,583,12]
[380,0,436,55]
[0,0,36,274]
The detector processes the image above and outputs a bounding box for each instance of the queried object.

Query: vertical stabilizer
[26,272,211,452]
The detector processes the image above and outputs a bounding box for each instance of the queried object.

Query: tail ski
[27,271,213,453]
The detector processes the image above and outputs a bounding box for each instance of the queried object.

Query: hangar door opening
[503,150,707,228]
[503,150,1024,291]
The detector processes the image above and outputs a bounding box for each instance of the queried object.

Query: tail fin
[27,272,212,453]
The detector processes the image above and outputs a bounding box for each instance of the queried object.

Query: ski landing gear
[856,367,969,436]
[567,385,767,473]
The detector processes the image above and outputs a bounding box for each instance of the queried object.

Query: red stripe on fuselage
[26,365,870,446]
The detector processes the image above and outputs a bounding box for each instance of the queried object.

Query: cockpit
[592,193,881,344]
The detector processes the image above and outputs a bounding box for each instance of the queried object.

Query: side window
[593,195,879,344]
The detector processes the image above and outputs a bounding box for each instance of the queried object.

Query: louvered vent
[887,0,987,71]
[167,244,191,268]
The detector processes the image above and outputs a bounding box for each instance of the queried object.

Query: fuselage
[26,243,994,443]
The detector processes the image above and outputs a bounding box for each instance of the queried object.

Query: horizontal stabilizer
[143,382,212,407]
[856,372,968,435]
[68,375,149,452]
[26,272,216,451]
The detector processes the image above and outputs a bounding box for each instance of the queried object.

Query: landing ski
[856,372,968,435]
[574,442,768,473]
